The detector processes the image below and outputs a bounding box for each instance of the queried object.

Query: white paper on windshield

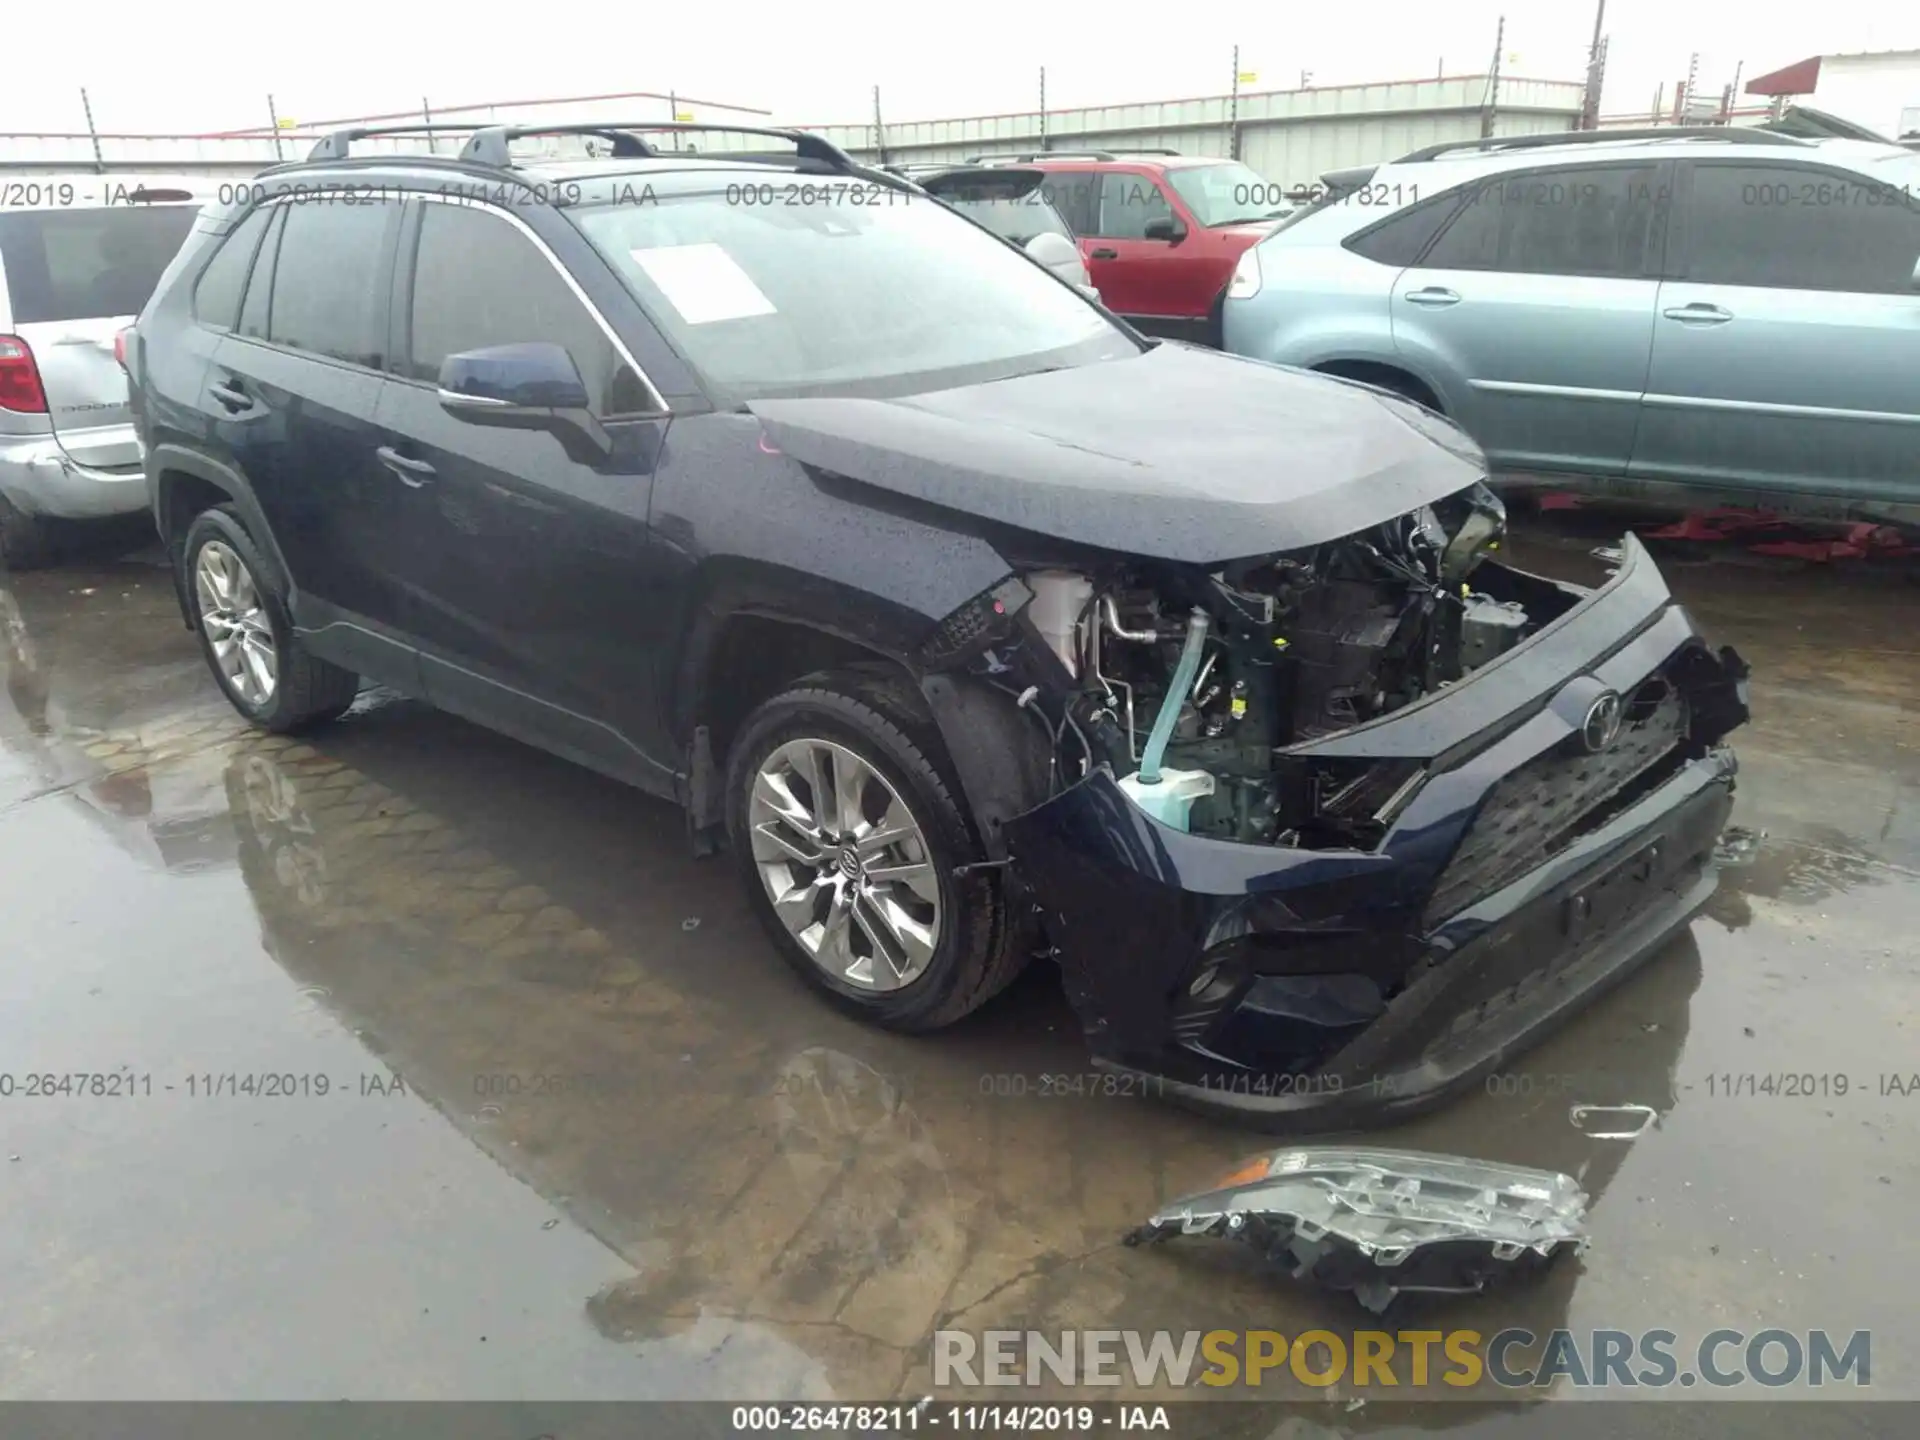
[629,243,776,325]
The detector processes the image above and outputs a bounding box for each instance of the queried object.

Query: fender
[147,443,295,628]
[668,557,946,748]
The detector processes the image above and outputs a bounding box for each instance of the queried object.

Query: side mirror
[437,343,610,462]
[1023,231,1082,280]
[439,342,589,410]
[1142,216,1188,244]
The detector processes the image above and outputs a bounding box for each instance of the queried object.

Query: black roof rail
[1398,126,1811,163]
[457,121,863,171]
[306,123,489,162]
[974,150,1118,163]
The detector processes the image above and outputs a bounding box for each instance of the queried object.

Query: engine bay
[1010,483,1582,848]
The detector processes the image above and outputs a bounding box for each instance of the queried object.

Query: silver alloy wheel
[748,737,943,991]
[194,539,278,708]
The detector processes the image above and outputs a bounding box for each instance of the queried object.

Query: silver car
[1,176,208,565]
[1223,129,1920,511]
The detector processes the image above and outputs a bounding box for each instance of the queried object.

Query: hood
[1214,221,1281,245]
[748,344,1485,564]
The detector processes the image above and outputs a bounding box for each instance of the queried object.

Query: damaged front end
[922,484,1749,1127]
[1126,1147,1589,1313]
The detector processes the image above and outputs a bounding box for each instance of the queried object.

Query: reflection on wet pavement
[1,531,1917,1417]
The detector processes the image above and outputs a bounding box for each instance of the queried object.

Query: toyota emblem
[1581,691,1624,753]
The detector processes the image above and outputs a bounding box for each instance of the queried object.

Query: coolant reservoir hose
[1137,608,1210,785]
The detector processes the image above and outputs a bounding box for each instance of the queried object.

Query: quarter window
[1420,164,1664,278]
[1681,162,1920,293]
[407,202,650,416]
[263,200,395,365]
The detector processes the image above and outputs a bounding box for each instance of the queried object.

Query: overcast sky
[8,2,1914,136]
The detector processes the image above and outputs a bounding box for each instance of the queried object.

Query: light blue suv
[1222,128,1920,510]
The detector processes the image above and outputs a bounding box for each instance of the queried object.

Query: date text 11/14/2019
[0,1071,407,1098]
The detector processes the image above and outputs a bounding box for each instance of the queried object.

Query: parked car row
[1224,126,1920,512]
[112,120,1748,1124]
[0,177,213,565]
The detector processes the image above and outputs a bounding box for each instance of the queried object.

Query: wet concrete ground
[1,522,1916,1428]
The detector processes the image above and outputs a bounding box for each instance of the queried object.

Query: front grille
[1422,680,1689,925]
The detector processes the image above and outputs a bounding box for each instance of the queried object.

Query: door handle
[375,445,437,487]
[1090,247,1119,260]
[1403,287,1461,308]
[1661,303,1733,325]
[208,377,255,413]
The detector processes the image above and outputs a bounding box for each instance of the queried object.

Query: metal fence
[1,75,1584,187]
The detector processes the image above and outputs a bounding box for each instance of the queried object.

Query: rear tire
[182,506,359,732]
[724,669,1027,1031]
[0,495,54,571]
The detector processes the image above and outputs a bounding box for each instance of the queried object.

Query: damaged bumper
[1003,537,1748,1129]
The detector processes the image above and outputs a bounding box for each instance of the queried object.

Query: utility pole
[1679,51,1700,124]
[1724,60,1743,123]
[1038,67,1047,151]
[1229,45,1241,160]
[872,85,888,165]
[265,93,285,162]
[1580,0,1607,128]
[80,87,104,174]
[1481,16,1506,138]
[422,97,437,155]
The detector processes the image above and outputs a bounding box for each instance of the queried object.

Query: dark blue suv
[126,122,1748,1128]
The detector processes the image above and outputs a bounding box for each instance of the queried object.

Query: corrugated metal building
[1,74,1583,182]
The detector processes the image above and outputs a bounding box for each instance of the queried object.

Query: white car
[1,174,214,566]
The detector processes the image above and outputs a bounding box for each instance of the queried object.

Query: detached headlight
[1226,245,1263,300]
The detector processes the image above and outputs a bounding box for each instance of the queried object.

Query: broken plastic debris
[1124,1146,1587,1313]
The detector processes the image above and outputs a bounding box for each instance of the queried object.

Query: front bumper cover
[1000,536,1749,1130]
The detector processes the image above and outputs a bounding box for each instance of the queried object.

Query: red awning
[1746,56,1822,96]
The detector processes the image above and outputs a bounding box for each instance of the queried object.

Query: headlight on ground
[1227,246,1263,300]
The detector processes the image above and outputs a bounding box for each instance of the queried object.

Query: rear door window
[263,199,398,367]
[1420,163,1666,278]
[0,205,198,323]
[237,207,284,341]
[192,207,274,331]
[1679,161,1920,293]
[1344,191,1470,266]
[1038,170,1099,235]
[1094,173,1176,239]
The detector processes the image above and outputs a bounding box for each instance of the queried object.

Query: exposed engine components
[957,482,1592,849]
[1459,594,1530,672]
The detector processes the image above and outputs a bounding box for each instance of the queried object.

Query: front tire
[724,671,1026,1031]
[182,506,359,732]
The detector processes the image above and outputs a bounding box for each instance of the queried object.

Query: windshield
[945,192,1075,245]
[1166,161,1292,227]
[570,179,1132,401]
[0,204,199,323]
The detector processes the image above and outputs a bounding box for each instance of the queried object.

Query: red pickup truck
[999,152,1293,344]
